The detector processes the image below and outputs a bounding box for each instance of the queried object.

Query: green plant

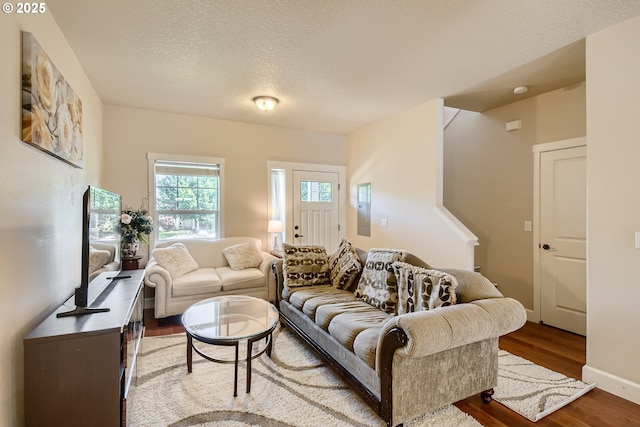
[121,206,153,244]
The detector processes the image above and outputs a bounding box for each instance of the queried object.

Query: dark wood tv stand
[24,270,145,427]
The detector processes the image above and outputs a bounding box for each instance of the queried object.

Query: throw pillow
[328,238,362,290]
[152,243,199,279]
[354,248,406,314]
[282,243,331,288]
[88,246,111,274]
[392,261,458,314]
[223,242,263,270]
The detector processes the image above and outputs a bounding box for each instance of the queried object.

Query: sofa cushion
[328,309,390,352]
[288,285,335,311]
[302,291,358,320]
[172,268,222,297]
[216,266,264,291]
[354,248,406,314]
[152,242,200,279]
[285,286,357,320]
[282,244,331,288]
[393,262,458,314]
[315,300,382,331]
[222,242,263,270]
[353,327,382,368]
[328,238,362,290]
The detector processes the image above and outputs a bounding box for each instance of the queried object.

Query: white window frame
[147,153,225,246]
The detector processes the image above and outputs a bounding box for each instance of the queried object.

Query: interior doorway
[533,138,587,335]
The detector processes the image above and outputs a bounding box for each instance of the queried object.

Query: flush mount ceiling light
[252,96,279,112]
[513,86,529,95]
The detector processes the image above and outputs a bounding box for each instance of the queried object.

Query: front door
[539,145,587,335]
[292,170,340,253]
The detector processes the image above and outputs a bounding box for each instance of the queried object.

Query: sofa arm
[144,260,173,289]
[379,297,526,361]
[259,252,278,302]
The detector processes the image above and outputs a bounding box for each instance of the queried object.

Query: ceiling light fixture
[252,96,279,112]
[513,86,529,95]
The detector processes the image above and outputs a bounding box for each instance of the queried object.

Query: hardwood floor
[456,322,640,427]
[143,310,640,426]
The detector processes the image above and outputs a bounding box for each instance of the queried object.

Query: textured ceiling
[47,0,640,134]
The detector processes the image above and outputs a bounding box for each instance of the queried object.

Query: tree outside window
[154,161,220,240]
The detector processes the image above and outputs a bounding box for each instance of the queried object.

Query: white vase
[122,239,140,258]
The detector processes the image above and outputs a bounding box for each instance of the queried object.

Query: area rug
[128,328,482,427]
[494,350,595,422]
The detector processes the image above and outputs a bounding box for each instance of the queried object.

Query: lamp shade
[268,220,283,233]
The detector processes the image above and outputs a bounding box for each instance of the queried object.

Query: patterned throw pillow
[282,244,331,288]
[152,243,200,279]
[328,238,362,290]
[223,242,263,270]
[392,261,458,314]
[354,248,406,314]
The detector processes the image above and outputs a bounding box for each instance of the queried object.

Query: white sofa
[89,242,120,281]
[144,237,277,321]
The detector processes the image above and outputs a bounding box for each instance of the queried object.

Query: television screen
[89,186,121,261]
[57,185,122,317]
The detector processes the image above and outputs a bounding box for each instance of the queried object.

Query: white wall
[346,99,471,268]
[103,105,346,252]
[444,84,586,308]
[583,15,640,404]
[0,12,103,426]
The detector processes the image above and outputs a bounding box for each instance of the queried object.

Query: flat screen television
[57,185,123,317]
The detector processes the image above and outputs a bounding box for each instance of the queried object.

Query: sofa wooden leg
[158,318,164,327]
[481,388,495,403]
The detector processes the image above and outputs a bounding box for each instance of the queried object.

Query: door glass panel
[300,180,332,203]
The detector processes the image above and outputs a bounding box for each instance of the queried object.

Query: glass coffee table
[182,295,279,396]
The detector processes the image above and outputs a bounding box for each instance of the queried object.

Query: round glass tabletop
[182,295,279,343]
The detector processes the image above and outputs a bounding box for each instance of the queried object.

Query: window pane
[198,176,217,189]
[178,175,197,188]
[300,180,332,202]
[157,213,217,239]
[198,188,218,210]
[156,174,176,187]
[177,188,197,210]
[154,160,221,241]
[156,186,177,210]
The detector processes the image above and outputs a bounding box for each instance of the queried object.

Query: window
[151,158,222,241]
[300,180,332,202]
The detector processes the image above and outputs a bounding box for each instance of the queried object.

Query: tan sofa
[145,237,277,321]
[272,247,527,427]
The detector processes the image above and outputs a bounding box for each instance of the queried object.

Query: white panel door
[539,146,587,335]
[292,170,340,253]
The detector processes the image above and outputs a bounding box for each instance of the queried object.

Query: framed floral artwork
[21,31,83,168]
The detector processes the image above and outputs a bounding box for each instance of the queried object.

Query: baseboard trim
[583,364,640,405]
[525,308,538,323]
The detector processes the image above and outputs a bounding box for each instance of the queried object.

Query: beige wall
[345,99,471,268]
[584,15,640,403]
[443,84,586,308]
[103,105,346,253]
[0,13,104,426]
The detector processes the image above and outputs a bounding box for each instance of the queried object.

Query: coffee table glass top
[182,295,279,342]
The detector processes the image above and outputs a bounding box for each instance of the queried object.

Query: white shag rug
[494,350,596,422]
[128,328,482,427]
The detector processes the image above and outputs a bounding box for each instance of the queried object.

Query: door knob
[295,233,304,238]
[542,244,556,250]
